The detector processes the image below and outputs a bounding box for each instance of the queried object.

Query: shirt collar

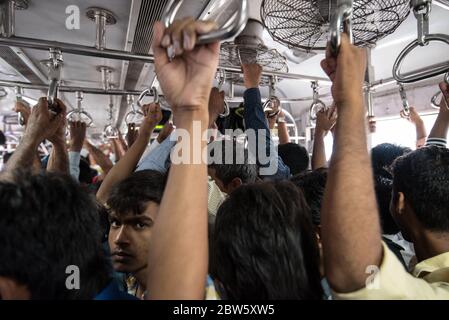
[412,251,449,279]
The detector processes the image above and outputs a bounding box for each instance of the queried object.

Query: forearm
[312,130,327,169]
[148,112,209,300]
[414,120,427,148]
[428,115,449,141]
[47,142,69,174]
[86,144,113,175]
[110,139,122,162]
[322,96,382,293]
[415,120,427,140]
[244,88,289,178]
[277,121,290,145]
[136,137,175,173]
[1,137,40,180]
[68,151,81,180]
[97,134,151,204]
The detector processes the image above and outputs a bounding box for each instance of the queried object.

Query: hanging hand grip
[162,0,248,46]
[329,0,353,56]
[393,35,449,83]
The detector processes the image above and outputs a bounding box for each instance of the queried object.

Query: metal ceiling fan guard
[261,0,411,52]
[219,19,289,86]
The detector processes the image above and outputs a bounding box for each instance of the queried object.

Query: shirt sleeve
[136,132,176,174]
[137,140,159,167]
[425,138,447,148]
[243,88,291,180]
[69,151,81,181]
[332,242,449,300]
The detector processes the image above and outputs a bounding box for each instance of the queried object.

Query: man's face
[108,201,159,274]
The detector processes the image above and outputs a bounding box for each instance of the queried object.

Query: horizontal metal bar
[0,80,146,96]
[371,61,449,90]
[434,0,449,10]
[0,35,331,83]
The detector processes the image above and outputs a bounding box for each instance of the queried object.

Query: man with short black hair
[212,181,323,299]
[0,170,129,299]
[391,146,449,261]
[107,169,167,299]
[278,143,310,176]
[208,139,258,194]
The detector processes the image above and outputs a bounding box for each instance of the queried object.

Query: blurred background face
[108,202,159,274]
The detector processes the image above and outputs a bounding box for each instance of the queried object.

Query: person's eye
[135,222,146,229]
[110,219,121,228]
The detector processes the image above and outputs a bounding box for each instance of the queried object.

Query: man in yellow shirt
[319,33,449,299]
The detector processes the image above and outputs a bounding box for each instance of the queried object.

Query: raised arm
[276,110,291,145]
[1,98,66,180]
[320,34,382,293]
[400,106,427,148]
[96,104,161,204]
[426,82,449,147]
[242,64,290,180]
[84,140,114,175]
[46,100,69,175]
[109,136,126,162]
[67,121,87,180]
[146,19,219,300]
[312,106,337,170]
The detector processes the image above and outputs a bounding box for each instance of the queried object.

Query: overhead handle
[162,0,248,60]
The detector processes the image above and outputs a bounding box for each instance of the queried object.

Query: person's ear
[227,177,243,194]
[397,192,406,215]
[0,277,30,300]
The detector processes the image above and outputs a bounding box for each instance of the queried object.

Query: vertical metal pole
[95,11,107,50]
[364,48,375,149]
[75,91,83,111]
[0,0,15,37]
[229,82,235,99]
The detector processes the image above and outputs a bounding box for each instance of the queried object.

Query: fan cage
[261,0,411,52]
[219,42,289,86]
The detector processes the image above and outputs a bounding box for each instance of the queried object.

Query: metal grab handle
[431,91,441,108]
[15,86,27,126]
[103,124,119,139]
[125,94,144,125]
[125,109,144,125]
[137,87,159,107]
[309,100,327,123]
[162,0,248,46]
[215,70,231,118]
[309,81,326,124]
[66,110,94,127]
[393,34,449,83]
[47,78,59,113]
[430,84,449,110]
[263,96,281,118]
[137,86,172,112]
[44,49,64,114]
[66,91,93,126]
[329,0,353,57]
[398,83,410,116]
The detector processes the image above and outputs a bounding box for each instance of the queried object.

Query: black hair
[371,143,411,179]
[107,170,167,216]
[208,139,258,186]
[3,152,13,164]
[0,130,5,145]
[290,168,327,226]
[374,176,400,235]
[392,146,449,232]
[0,171,111,299]
[78,156,98,185]
[212,181,323,300]
[278,143,309,176]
